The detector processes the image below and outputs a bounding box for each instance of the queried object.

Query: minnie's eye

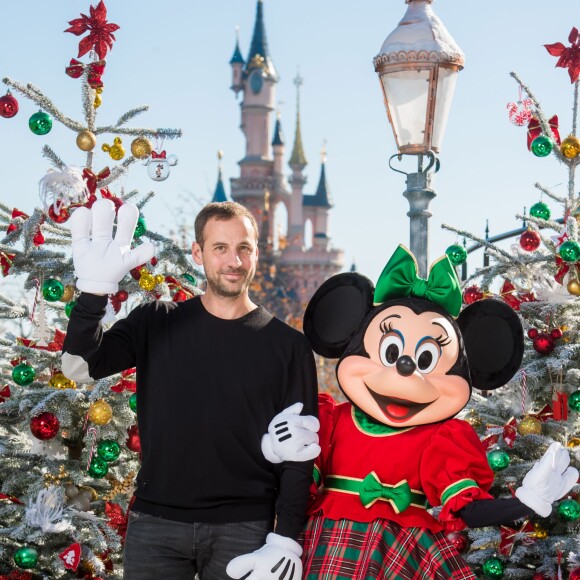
[379,334,403,366]
[415,342,440,373]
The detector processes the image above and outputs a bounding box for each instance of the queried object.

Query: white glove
[226,532,302,580]
[515,442,579,517]
[261,402,320,464]
[70,199,155,295]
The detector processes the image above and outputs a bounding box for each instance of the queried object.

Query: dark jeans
[123,510,271,579]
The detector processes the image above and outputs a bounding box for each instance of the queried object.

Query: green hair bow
[373,245,462,317]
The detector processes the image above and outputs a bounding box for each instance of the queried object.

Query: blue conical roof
[272,116,284,146]
[230,37,245,65]
[304,158,333,208]
[246,0,277,79]
[212,156,228,203]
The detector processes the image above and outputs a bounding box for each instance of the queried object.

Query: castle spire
[272,110,285,146]
[246,0,277,79]
[307,142,333,208]
[230,26,244,65]
[211,150,228,203]
[289,72,307,169]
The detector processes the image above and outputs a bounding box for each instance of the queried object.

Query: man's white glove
[515,442,579,517]
[261,402,320,464]
[226,532,302,580]
[70,199,155,295]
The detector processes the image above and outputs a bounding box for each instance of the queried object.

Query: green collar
[352,406,414,436]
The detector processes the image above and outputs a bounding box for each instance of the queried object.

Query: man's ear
[303,273,375,359]
[191,242,203,266]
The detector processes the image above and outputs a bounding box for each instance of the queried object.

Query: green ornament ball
[134,215,147,238]
[529,201,551,220]
[482,556,506,579]
[65,300,76,318]
[13,546,39,569]
[531,135,553,157]
[559,240,580,263]
[12,362,35,386]
[182,273,197,286]
[97,439,121,462]
[445,244,467,266]
[129,393,137,413]
[487,449,510,471]
[558,498,580,521]
[569,390,580,412]
[88,456,109,478]
[42,278,64,302]
[28,111,52,135]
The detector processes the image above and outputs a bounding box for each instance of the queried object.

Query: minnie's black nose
[396,355,416,376]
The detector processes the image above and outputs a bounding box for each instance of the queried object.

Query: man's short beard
[206,269,255,298]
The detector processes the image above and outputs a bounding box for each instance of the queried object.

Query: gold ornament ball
[93,87,103,109]
[464,409,483,429]
[59,285,75,303]
[560,135,580,159]
[49,372,76,390]
[131,137,153,159]
[533,522,548,539]
[76,130,97,152]
[568,437,580,448]
[139,274,156,291]
[88,399,113,425]
[517,415,542,436]
[567,278,580,296]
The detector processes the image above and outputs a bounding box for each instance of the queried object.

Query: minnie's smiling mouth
[365,385,435,423]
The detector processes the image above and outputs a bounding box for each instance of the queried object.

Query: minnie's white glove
[226,533,302,580]
[70,199,155,295]
[261,402,320,464]
[515,442,579,517]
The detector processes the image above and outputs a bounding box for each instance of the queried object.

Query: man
[62,199,319,579]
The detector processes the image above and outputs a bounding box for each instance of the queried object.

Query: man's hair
[194,202,259,248]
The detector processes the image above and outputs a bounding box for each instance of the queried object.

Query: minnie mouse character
[262,245,578,579]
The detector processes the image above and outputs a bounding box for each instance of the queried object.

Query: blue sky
[0,1,578,284]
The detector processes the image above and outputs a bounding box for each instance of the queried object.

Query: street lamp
[374,0,463,276]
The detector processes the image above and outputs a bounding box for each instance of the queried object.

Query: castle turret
[211,151,228,203]
[272,112,285,177]
[229,28,245,95]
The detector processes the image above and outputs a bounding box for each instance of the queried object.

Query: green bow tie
[360,472,412,513]
[374,245,462,317]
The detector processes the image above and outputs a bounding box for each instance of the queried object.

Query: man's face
[191,216,258,299]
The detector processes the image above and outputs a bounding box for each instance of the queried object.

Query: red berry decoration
[30,412,60,440]
[446,531,468,554]
[48,205,70,224]
[126,424,141,453]
[0,92,19,118]
[463,285,483,305]
[519,230,541,252]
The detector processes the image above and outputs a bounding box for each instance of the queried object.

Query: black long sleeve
[63,294,318,540]
[458,497,534,527]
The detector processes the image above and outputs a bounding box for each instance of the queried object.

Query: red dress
[300,393,495,579]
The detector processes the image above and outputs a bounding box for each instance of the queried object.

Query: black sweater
[62,293,318,539]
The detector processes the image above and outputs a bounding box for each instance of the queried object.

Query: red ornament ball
[30,412,60,440]
[446,531,468,554]
[533,333,555,355]
[463,286,483,305]
[532,574,547,580]
[126,424,141,453]
[519,230,541,252]
[116,290,129,302]
[0,92,19,118]
[568,568,580,580]
[173,289,188,302]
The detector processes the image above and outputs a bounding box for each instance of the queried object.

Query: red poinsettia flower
[64,1,120,60]
[545,27,580,83]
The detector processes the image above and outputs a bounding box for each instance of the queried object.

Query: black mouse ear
[303,273,375,358]
[457,298,524,391]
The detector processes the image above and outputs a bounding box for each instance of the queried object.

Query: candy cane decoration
[29,276,41,322]
[520,369,527,415]
[507,88,534,126]
[86,426,98,470]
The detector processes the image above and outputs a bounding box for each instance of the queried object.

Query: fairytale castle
[213,0,344,304]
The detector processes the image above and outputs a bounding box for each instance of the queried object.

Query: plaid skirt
[299,513,475,580]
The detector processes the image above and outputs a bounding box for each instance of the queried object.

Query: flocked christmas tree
[0,2,201,577]
[442,26,580,580]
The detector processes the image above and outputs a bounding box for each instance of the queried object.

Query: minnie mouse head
[304,245,524,427]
